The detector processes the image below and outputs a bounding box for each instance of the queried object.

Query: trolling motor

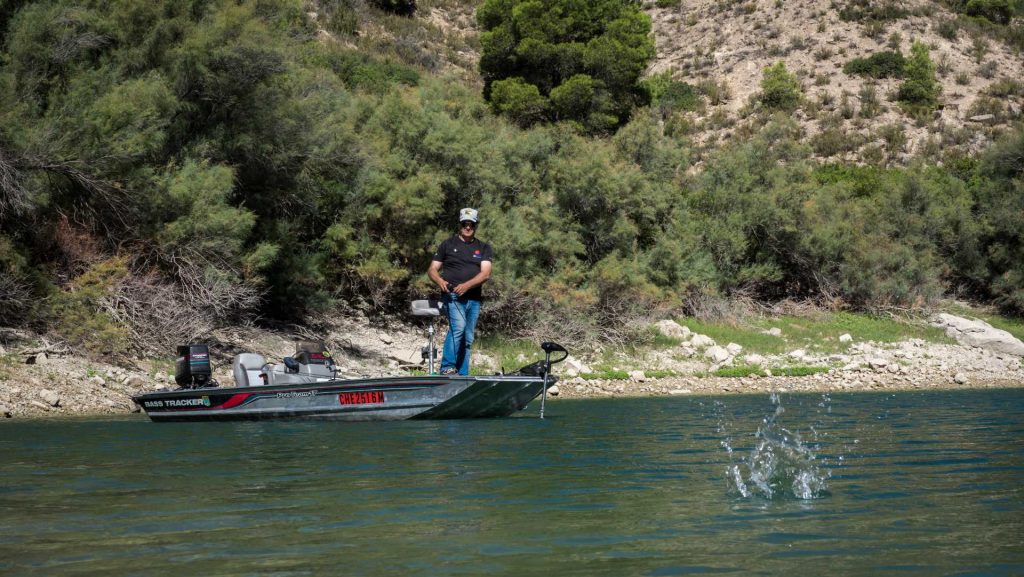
[509,341,568,418]
[538,342,568,419]
[410,299,443,374]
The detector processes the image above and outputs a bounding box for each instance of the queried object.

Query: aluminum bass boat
[132,300,567,422]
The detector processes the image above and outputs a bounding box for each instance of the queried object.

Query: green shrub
[49,257,130,358]
[759,61,802,111]
[842,51,906,78]
[897,41,940,111]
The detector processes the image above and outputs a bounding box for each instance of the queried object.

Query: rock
[379,334,394,345]
[887,363,901,374]
[969,114,995,122]
[30,400,51,411]
[563,356,592,376]
[868,357,889,369]
[705,346,731,364]
[0,404,11,418]
[767,327,783,337]
[931,313,1024,357]
[629,370,647,382]
[839,333,853,343]
[743,353,766,366]
[89,376,106,387]
[655,320,691,340]
[725,342,743,356]
[125,375,148,389]
[954,372,969,385]
[690,334,716,348]
[789,349,807,360]
[669,389,692,395]
[38,389,60,407]
[547,385,560,396]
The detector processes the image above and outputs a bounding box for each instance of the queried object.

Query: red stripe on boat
[219,393,252,409]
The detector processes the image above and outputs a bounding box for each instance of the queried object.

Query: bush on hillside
[897,41,941,111]
[477,0,655,132]
[759,62,802,111]
[843,50,906,78]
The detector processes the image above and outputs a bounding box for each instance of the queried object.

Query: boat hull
[131,375,550,422]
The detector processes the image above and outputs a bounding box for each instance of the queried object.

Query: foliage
[758,62,802,111]
[48,256,130,358]
[0,0,1022,352]
[842,50,906,78]
[477,0,655,132]
[897,41,940,111]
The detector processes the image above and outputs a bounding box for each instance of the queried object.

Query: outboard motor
[175,344,215,389]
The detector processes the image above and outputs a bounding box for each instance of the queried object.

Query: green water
[1,390,1022,576]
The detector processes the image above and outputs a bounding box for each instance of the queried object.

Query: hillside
[323,0,1023,163]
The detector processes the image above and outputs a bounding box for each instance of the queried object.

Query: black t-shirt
[432,235,493,300]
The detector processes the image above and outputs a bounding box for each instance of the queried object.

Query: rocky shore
[1,312,1022,419]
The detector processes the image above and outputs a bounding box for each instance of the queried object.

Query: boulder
[868,357,889,369]
[789,349,807,360]
[0,404,11,418]
[655,320,691,340]
[629,370,647,382]
[89,376,106,387]
[767,327,783,337]
[39,389,60,407]
[547,385,560,396]
[125,375,148,389]
[931,313,1024,357]
[743,353,766,366]
[563,356,592,376]
[954,372,968,385]
[839,333,853,343]
[705,346,731,364]
[725,342,743,356]
[690,334,716,348]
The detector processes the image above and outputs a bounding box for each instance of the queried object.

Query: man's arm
[427,260,450,293]
[452,261,491,296]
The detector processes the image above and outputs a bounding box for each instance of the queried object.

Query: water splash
[723,392,831,500]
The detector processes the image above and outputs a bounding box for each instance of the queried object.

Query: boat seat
[232,353,267,387]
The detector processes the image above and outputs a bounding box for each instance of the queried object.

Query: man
[427,208,493,376]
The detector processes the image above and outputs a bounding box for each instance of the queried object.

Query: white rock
[744,353,767,366]
[868,357,889,369]
[954,372,969,385]
[789,349,807,360]
[89,376,106,387]
[690,334,716,348]
[669,389,692,395]
[547,385,560,396]
[563,356,592,376]
[126,375,148,389]
[39,389,60,407]
[629,370,647,382]
[932,313,1024,357]
[887,363,901,374]
[655,320,691,340]
[839,333,853,343]
[705,346,731,363]
[767,327,783,337]
[0,404,11,418]
[35,353,49,365]
[725,342,743,356]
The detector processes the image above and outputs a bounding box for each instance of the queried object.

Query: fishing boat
[132,300,567,422]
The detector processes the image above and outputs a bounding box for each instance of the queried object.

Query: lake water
[1,389,1022,576]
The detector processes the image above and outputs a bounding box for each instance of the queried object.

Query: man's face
[460,220,477,238]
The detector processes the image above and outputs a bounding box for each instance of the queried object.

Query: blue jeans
[440,295,480,376]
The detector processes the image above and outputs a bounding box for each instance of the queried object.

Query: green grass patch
[712,364,829,378]
[676,311,950,356]
[581,369,631,380]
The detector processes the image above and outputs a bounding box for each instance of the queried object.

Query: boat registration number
[339,391,385,405]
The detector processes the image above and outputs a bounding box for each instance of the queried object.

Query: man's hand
[453,282,470,296]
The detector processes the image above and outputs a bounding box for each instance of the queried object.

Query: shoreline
[3,312,1023,419]
[1,371,1021,420]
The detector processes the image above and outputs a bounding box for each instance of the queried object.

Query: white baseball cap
[459,207,479,223]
